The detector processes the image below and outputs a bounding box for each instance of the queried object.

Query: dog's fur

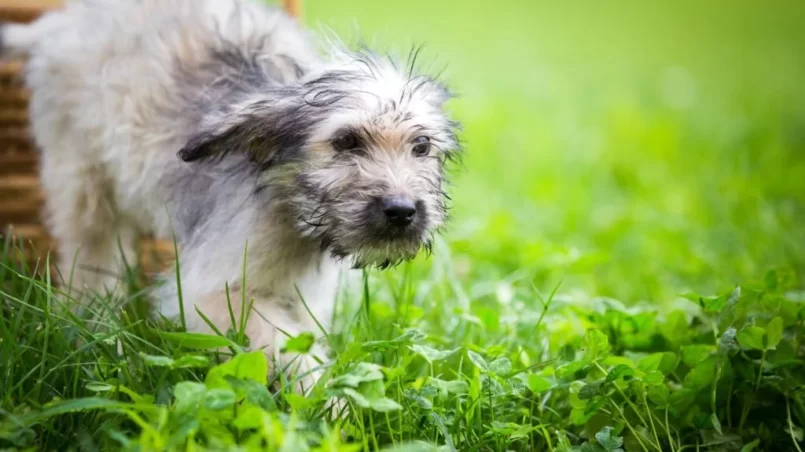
[1,0,460,390]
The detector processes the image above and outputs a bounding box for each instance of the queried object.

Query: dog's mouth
[371,222,425,244]
[320,221,430,269]
[298,198,434,267]
[325,227,428,263]
[347,239,430,269]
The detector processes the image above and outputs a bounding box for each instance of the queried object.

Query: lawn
[1,0,804,451]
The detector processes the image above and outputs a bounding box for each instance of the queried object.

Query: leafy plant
[1,236,803,451]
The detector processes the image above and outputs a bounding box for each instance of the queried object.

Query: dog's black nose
[382,196,417,227]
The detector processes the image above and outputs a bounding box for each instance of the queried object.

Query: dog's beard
[294,199,434,269]
[345,237,433,269]
[316,223,433,269]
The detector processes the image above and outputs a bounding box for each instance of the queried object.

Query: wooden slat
[138,239,176,275]
[2,223,50,242]
[0,144,35,154]
[0,203,41,224]
[141,239,175,256]
[0,87,30,106]
[0,197,41,211]
[0,0,61,7]
[0,109,28,125]
[3,223,45,237]
[0,174,39,191]
[0,0,60,22]
[0,236,175,278]
[0,181,43,199]
[0,186,43,204]
[0,7,42,24]
[0,185,43,203]
[284,0,302,20]
[1,224,53,251]
[0,198,40,210]
[0,126,31,144]
[0,153,38,175]
[0,61,24,80]
[0,174,43,228]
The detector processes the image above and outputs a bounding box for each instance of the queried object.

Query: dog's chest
[284,256,344,326]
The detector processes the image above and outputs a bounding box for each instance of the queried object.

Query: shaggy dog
[1,0,460,391]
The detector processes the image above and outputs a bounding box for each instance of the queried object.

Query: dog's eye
[332,132,360,151]
[412,136,431,157]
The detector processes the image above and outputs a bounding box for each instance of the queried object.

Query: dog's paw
[281,352,326,396]
[326,394,350,420]
[281,354,350,421]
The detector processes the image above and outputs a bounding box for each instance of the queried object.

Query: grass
[2,0,805,450]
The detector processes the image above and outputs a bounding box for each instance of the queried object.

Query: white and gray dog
[1,0,460,390]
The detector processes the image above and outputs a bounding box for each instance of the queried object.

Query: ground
[1,0,804,450]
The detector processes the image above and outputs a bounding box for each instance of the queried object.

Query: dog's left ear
[178,114,263,163]
[178,100,310,165]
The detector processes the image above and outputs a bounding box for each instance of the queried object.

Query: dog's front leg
[182,291,329,395]
[247,298,330,395]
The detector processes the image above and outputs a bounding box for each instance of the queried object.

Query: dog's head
[179,46,461,268]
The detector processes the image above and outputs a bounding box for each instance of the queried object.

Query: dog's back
[3,0,317,174]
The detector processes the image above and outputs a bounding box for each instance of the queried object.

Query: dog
[1,0,461,392]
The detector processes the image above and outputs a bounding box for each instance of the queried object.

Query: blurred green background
[302,0,805,302]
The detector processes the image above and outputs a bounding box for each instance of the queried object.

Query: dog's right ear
[178,99,312,165]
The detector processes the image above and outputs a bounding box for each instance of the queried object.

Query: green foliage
[1,240,803,451]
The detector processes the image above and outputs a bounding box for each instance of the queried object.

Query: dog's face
[180,48,461,268]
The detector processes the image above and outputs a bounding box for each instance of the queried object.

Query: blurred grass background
[304,0,805,303]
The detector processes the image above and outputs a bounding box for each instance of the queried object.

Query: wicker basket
[0,0,301,277]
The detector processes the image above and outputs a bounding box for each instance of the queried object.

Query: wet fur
[2,0,461,390]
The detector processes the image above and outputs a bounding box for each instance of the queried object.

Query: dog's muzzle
[366,195,427,243]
